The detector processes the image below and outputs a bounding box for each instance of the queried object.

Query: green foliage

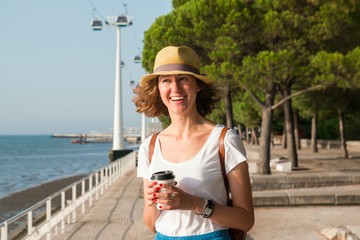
[293,90,323,118]
[172,0,191,8]
[344,47,360,88]
[261,9,305,50]
[207,102,226,125]
[240,49,305,100]
[346,112,360,140]
[231,89,262,128]
[141,0,360,141]
[310,49,360,89]
[158,115,171,128]
[317,117,338,140]
[326,119,360,141]
[297,116,312,139]
[306,1,360,52]
[310,51,347,86]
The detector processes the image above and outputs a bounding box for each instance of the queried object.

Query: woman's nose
[170,80,181,92]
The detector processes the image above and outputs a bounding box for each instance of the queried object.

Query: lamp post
[105,15,133,161]
[141,113,146,143]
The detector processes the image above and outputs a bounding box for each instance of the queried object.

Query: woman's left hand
[155,186,203,211]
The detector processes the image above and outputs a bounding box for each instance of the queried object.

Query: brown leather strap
[219,127,230,203]
[220,128,247,239]
[149,133,159,163]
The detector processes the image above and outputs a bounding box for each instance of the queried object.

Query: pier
[52,125,162,144]
[52,133,140,144]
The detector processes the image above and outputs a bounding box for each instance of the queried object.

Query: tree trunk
[224,83,234,129]
[338,110,349,159]
[259,106,273,174]
[251,128,255,145]
[252,128,259,145]
[252,79,276,175]
[237,124,243,139]
[294,109,301,150]
[311,113,318,153]
[258,83,276,175]
[246,126,250,144]
[283,88,298,169]
[282,124,287,149]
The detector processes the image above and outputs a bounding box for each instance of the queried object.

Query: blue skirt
[154,230,231,240]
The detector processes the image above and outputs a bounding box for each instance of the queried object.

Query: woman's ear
[196,82,201,92]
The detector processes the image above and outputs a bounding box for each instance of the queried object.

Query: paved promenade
[53,145,360,240]
[53,169,149,240]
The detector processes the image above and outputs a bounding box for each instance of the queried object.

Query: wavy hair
[133,77,223,117]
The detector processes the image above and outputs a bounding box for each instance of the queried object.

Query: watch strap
[195,199,214,218]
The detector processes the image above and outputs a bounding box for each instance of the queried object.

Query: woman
[133,46,254,240]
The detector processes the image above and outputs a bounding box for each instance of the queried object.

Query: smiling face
[158,74,200,116]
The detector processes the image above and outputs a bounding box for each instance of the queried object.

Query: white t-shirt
[137,124,247,236]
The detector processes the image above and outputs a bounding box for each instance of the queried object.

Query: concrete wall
[300,139,360,150]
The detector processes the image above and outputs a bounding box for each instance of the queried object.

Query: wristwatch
[202,199,214,218]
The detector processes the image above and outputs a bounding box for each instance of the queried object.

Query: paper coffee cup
[150,170,176,210]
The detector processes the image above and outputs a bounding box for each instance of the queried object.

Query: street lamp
[105,15,133,161]
[131,82,147,144]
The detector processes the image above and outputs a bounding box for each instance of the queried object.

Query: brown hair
[133,77,223,117]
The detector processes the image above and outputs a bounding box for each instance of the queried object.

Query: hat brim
[140,70,213,86]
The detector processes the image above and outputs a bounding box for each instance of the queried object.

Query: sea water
[0,135,134,199]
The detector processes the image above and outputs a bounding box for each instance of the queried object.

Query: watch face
[204,208,212,216]
[203,200,214,218]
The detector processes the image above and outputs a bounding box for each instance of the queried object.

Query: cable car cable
[120,2,142,63]
[86,0,116,43]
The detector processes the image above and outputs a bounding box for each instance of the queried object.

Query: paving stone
[319,173,353,184]
[352,174,360,183]
[287,188,336,205]
[336,188,360,205]
[252,191,289,206]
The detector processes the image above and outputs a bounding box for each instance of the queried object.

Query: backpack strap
[219,127,230,203]
[149,133,159,163]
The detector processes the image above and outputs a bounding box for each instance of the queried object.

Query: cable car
[91,20,102,31]
[133,55,141,63]
[116,16,132,27]
[130,80,135,86]
[121,61,125,68]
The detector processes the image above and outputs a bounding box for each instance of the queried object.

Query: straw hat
[139,46,213,85]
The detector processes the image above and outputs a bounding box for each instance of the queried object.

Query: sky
[0,0,172,135]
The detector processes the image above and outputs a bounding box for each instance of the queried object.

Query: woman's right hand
[143,179,161,233]
[144,180,160,207]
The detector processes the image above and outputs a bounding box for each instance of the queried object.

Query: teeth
[171,96,184,101]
